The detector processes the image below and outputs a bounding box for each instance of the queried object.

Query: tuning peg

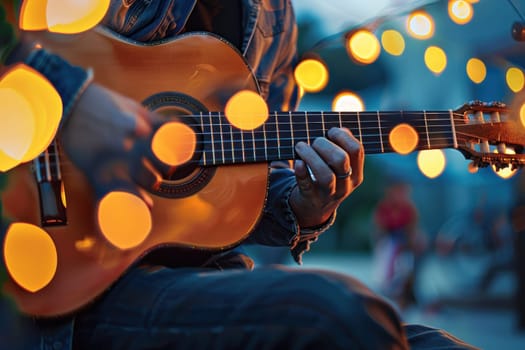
[468,100,485,107]
[488,101,506,108]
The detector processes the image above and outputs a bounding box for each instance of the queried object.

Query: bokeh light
[417,149,446,178]
[0,88,35,172]
[381,29,405,56]
[97,191,152,250]
[389,124,419,155]
[506,67,525,93]
[347,29,381,64]
[466,58,486,84]
[448,0,474,25]
[3,223,58,292]
[406,11,435,40]
[332,91,364,112]
[424,46,447,75]
[19,0,48,30]
[225,90,269,130]
[20,0,110,33]
[0,64,63,171]
[294,58,329,93]
[152,122,196,166]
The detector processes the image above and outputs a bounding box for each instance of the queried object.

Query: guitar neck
[196,110,459,166]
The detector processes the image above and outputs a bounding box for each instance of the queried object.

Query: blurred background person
[372,177,426,309]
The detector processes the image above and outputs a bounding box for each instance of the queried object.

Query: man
[1,1,477,348]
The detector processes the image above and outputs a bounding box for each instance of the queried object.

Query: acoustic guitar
[2,28,525,317]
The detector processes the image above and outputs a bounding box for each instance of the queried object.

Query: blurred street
[298,252,525,350]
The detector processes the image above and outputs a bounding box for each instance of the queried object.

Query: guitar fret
[218,112,226,163]
[253,124,266,162]
[420,111,455,150]
[423,110,431,149]
[338,111,342,129]
[263,117,268,160]
[305,111,310,144]
[291,111,307,146]
[209,112,216,164]
[324,112,341,136]
[218,112,233,164]
[241,129,246,163]
[275,111,281,159]
[252,128,256,161]
[200,112,207,165]
[289,111,294,146]
[230,116,235,163]
[357,112,363,143]
[321,111,326,136]
[377,111,385,153]
[449,109,458,149]
[278,112,294,159]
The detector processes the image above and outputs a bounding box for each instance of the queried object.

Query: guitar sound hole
[138,92,216,199]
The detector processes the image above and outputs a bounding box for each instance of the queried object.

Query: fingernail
[295,141,307,151]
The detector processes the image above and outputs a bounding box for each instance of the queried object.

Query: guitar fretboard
[194,110,459,166]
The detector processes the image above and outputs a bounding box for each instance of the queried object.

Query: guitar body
[2,30,268,316]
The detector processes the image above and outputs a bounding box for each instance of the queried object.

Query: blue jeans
[8,262,478,350]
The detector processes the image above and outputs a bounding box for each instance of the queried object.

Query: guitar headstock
[453,101,525,171]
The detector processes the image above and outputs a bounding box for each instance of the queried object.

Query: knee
[269,268,408,349]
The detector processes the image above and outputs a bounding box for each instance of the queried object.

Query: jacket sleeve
[102,0,196,42]
[242,1,334,263]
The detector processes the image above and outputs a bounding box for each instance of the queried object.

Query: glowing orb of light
[3,223,58,292]
[0,88,35,171]
[381,29,405,56]
[225,90,269,130]
[507,67,525,93]
[294,58,329,93]
[424,46,447,75]
[448,0,474,25]
[20,0,110,33]
[347,29,381,64]
[466,58,486,84]
[0,64,63,172]
[97,191,152,250]
[332,92,364,112]
[151,122,197,166]
[407,11,435,40]
[417,149,446,178]
[389,123,419,155]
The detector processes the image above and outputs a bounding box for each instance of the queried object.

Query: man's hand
[60,82,158,206]
[290,127,364,229]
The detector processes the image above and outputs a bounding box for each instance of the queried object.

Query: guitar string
[36,110,514,170]
[177,110,501,120]
[40,131,509,170]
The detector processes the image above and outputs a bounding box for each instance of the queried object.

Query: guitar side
[2,30,269,316]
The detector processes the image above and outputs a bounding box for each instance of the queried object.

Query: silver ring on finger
[335,167,352,179]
